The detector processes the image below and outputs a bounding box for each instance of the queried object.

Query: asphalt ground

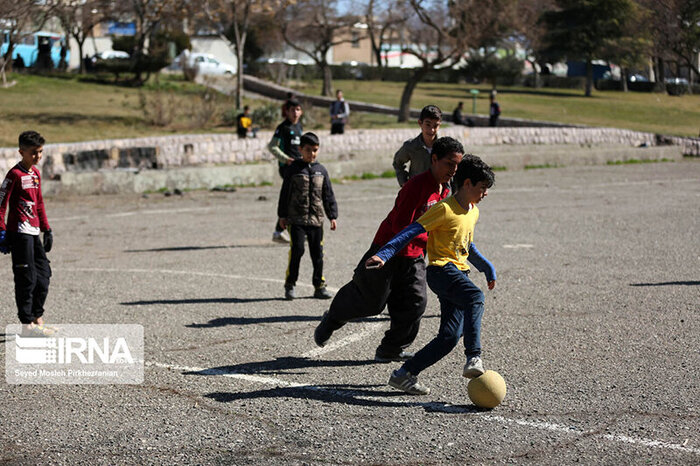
[1,159,699,465]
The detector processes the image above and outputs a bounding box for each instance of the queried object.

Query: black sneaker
[314,311,333,347]
[284,286,295,300]
[313,287,333,299]
[375,349,415,363]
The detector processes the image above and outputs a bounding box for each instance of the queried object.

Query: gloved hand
[43,229,53,253]
[0,230,9,254]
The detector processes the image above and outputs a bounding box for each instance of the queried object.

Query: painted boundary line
[146,361,700,456]
[58,268,339,292]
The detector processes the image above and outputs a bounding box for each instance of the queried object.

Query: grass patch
[606,158,674,165]
[491,166,507,171]
[524,163,559,170]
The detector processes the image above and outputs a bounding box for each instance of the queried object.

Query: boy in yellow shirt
[366,154,496,395]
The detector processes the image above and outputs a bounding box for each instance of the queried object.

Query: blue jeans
[403,263,484,376]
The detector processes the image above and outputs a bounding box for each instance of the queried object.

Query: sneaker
[284,286,296,300]
[313,287,333,299]
[463,356,485,378]
[314,312,333,347]
[21,323,56,337]
[388,370,430,395]
[272,230,290,243]
[375,349,415,363]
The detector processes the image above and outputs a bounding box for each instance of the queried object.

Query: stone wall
[2,126,694,181]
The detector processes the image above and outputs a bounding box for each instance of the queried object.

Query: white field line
[146,360,700,456]
[52,207,214,222]
[58,267,339,292]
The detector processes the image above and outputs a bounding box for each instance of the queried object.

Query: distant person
[268,99,304,243]
[236,106,258,139]
[452,102,474,127]
[489,91,501,127]
[393,105,442,187]
[278,132,338,300]
[329,90,350,134]
[366,154,497,395]
[0,131,55,337]
[314,137,460,362]
[281,92,295,119]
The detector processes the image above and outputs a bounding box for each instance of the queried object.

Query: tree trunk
[77,39,85,74]
[398,68,427,122]
[621,68,628,92]
[3,40,14,73]
[585,58,593,97]
[235,42,244,109]
[528,59,539,88]
[320,61,332,96]
[655,56,666,92]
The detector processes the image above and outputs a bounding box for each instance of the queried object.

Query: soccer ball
[467,370,507,408]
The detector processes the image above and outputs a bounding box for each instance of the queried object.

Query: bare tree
[54,0,112,74]
[201,0,276,110]
[396,0,515,122]
[514,0,554,88]
[642,0,700,85]
[278,0,360,96]
[0,0,52,72]
[361,0,409,68]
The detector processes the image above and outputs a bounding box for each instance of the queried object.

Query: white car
[187,53,236,76]
[94,50,129,60]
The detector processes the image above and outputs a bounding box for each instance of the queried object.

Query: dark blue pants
[403,263,484,376]
[9,233,51,324]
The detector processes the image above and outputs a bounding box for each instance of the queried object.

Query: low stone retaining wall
[1,126,691,178]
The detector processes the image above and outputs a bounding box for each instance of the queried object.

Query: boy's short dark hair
[432,136,464,161]
[419,105,442,121]
[285,99,302,110]
[19,131,45,149]
[453,154,495,190]
[300,132,319,147]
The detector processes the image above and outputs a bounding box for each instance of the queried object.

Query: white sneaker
[272,230,290,243]
[463,356,485,378]
[389,370,430,395]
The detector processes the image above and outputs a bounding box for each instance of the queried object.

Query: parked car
[627,74,648,82]
[664,77,689,85]
[94,50,130,61]
[184,53,236,76]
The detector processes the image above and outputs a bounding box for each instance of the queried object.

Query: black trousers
[326,244,427,353]
[330,122,345,134]
[275,165,288,233]
[285,224,325,288]
[9,233,51,324]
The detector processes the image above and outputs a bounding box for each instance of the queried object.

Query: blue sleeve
[375,222,426,263]
[468,243,496,281]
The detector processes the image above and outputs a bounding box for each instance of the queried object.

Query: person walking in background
[236,106,258,139]
[329,90,350,135]
[489,91,501,127]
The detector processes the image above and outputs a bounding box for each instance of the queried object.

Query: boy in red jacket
[0,131,54,336]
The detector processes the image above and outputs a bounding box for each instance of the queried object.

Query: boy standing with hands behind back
[0,131,55,336]
[278,132,338,301]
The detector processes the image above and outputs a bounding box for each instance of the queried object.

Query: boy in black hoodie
[278,132,338,300]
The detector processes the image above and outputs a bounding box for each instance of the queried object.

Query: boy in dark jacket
[278,132,338,300]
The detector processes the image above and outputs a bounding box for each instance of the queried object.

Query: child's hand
[330,219,337,230]
[487,280,496,290]
[365,255,384,269]
[279,218,287,229]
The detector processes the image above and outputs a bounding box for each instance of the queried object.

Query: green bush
[251,103,281,129]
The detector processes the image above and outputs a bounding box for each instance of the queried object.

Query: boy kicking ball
[366,153,496,395]
[0,131,55,337]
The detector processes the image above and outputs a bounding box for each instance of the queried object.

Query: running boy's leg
[376,256,427,355]
[31,234,51,322]
[402,263,484,375]
[10,233,37,324]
